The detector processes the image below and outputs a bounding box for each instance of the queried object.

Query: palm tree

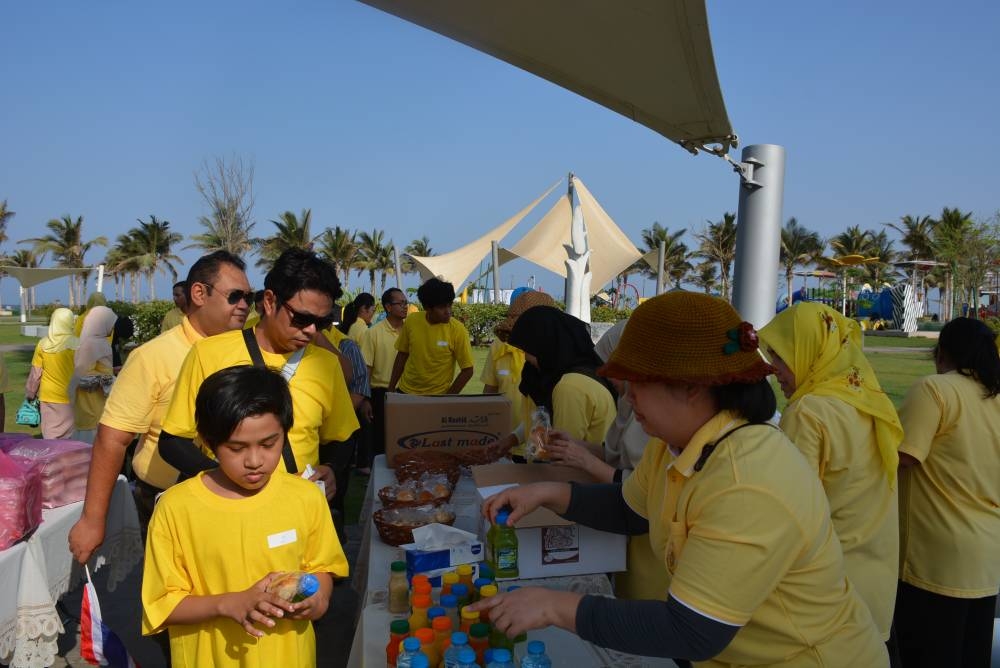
[640,222,691,289]
[933,207,976,319]
[22,215,107,307]
[186,204,257,257]
[779,217,823,305]
[695,213,738,301]
[828,225,874,258]
[375,243,397,293]
[864,230,897,286]
[887,214,936,261]
[6,248,42,311]
[691,261,718,295]
[0,200,14,251]
[316,226,358,289]
[402,236,434,275]
[254,209,315,270]
[114,216,184,299]
[357,229,388,295]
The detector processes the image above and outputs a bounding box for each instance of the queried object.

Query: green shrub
[590,305,632,322]
[107,300,173,345]
[452,303,508,345]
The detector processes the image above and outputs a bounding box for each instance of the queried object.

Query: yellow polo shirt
[347,320,368,344]
[161,328,359,472]
[360,318,402,389]
[552,373,616,445]
[480,339,525,433]
[160,307,184,333]
[100,317,202,490]
[395,315,473,395]
[30,343,75,404]
[779,394,898,639]
[623,413,885,667]
[897,371,1000,598]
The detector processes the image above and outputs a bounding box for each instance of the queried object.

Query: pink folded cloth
[0,450,42,549]
[7,439,92,508]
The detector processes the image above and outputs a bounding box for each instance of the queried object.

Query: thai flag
[80,566,139,667]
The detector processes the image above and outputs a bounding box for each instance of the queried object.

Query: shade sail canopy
[406,180,561,290]
[359,0,736,154]
[0,266,91,289]
[498,177,642,295]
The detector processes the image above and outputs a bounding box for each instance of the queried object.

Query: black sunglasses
[280,302,336,330]
[200,282,254,306]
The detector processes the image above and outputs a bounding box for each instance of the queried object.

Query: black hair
[710,378,777,424]
[253,289,265,306]
[111,316,135,368]
[195,366,294,450]
[172,280,187,290]
[416,277,455,309]
[381,287,404,308]
[338,292,376,335]
[264,248,342,306]
[936,317,1000,398]
[184,251,246,302]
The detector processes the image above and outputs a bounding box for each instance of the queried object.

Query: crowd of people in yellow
[5,243,990,667]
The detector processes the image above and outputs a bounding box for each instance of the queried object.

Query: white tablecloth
[0,475,143,668]
[348,456,677,667]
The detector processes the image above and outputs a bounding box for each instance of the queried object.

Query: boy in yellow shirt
[142,365,347,667]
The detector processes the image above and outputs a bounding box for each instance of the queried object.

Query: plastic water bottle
[396,637,425,668]
[455,647,480,668]
[265,571,319,602]
[485,647,515,668]
[443,631,471,668]
[410,654,430,668]
[520,640,552,668]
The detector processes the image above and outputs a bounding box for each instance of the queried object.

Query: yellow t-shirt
[395,315,473,395]
[347,320,368,344]
[161,329,359,472]
[142,471,348,667]
[30,343,75,404]
[100,316,203,490]
[897,370,1000,598]
[551,373,616,444]
[623,415,886,667]
[779,394,898,639]
[480,339,525,433]
[74,360,112,430]
[160,307,185,333]
[360,318,402,389]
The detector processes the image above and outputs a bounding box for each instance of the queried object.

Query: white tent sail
[406,180,561,290]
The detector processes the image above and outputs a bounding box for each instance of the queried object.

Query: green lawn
[862,334,937,349]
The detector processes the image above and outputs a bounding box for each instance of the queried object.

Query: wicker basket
[393,451,461,486]
[378,483,453,508]
[450,445,504,467]
[373,506,456,546]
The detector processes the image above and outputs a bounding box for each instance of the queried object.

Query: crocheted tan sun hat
[495,291,556,341]
[599,291,773,385]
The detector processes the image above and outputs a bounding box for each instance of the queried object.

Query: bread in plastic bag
[6,439,92,508]
[0,450,42,550]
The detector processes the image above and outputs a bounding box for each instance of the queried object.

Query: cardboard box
[471,463,627,580]
[384,393,511,467]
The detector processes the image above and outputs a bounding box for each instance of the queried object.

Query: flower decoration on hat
[724,321,759,355]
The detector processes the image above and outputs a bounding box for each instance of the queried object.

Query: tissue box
[472,463,627,580]
[403,541,485,583]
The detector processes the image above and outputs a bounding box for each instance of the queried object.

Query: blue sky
[2,0,998,305]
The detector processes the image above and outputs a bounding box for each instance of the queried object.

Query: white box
[472,464,627,580]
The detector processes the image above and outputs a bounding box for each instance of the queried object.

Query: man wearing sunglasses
[70,251,251,563]
[158,248,358,500]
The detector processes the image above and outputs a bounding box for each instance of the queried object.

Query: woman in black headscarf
[505,305,617,448]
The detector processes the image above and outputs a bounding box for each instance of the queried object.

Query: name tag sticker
[436,340,449,347]
[267,529,298,549]
[497,369,510,376]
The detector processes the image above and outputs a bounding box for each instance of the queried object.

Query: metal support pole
[96,264,105,293]
[731,144,786,328]
[655,239,666,295]
[491,240,501,304]
[392,247,403,289]
[19,285,26,323]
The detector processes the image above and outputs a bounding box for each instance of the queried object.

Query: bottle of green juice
[488,507,519,579]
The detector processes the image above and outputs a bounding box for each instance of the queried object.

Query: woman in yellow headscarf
[759,301,902,645]
[73,292,108,336]
[26,308,79,439]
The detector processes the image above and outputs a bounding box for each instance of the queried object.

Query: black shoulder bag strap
[242,328,298,474]
[693,422,778,473]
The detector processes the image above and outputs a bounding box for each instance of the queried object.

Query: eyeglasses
[200,282,254,306]
[280,302,336,330]
[388,300,408,307]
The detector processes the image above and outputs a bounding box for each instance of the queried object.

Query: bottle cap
[440,594,457,607]
[456,563,473,575]
[413,580,433,595]
[527,639,545,654]
[479,584,498,598]
[483,648,495,664]
[496,509,510,525]
[457,648,477,663]
[478,561,494,580]
[451,583,469,597]
[493,648,512,661]
[473,577,491,589]
[470,622,489,638]
[411,655,430,668]
[390,561,406,572]
[412,593,432,608]
[450,631,468,645]
[442,571,459,583]
[298,573,319,598]
[390,619,410,634]
[412,574,430,586]
[415,627,435,642]
[427,606,445,619]
[460,607,480,620]
[432,615,452,630]
[402,636,421,651]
